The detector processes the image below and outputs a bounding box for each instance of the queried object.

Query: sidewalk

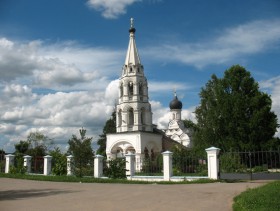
[0,178,268,211]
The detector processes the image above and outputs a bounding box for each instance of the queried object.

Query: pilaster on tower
[116,18,153,133]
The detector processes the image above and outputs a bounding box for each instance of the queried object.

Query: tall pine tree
[68,128,94,177]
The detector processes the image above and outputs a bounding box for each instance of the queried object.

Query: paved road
[0,178,268,211]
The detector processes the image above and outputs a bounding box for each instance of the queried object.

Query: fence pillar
[44,155,52,175]
[94,155,104,178]
[125,152,135,177]
[162,151,173,181]
[205,147,220,179]
[66,155,74,176]
[23,155,32,173]
[5,154,15,173]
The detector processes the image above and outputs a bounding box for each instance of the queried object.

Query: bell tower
[116,18,153,133]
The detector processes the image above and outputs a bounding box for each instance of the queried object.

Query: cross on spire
[130,18,134,28]
[173,89,177,97]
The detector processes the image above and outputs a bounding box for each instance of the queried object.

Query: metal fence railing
[136,155,163,176]
[0,152,5,173]
[220,149,280,173]
[173,154,208,176]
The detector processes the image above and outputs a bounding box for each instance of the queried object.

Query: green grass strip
[233,181,280,211]
[0,173,216,185]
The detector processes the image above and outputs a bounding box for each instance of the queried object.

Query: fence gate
[32,156,44,174]
[219,150,280,180]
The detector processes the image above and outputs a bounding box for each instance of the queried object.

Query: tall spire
[125,18,141,65]
[116,18,153,133]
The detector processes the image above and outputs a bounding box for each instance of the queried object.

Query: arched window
[141,107,145,125]
[130,67,133,73]
[128,108,134,126]
[120,83,123,97]
[139,82,143,95]
[151,149,155,161]
[118,110,122,126]
[144,147,149,159]
[128,82,133,96]
[116,147,124,158]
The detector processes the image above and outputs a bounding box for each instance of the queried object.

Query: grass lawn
[233,181,280,211]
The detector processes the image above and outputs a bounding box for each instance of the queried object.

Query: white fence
[4,147,220,181]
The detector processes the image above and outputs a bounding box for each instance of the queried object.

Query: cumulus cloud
[146,19,280,68]
[260,76,280,137]
[105,79,119,104]
[87,0,140,19]
[0,85,115,152]
[0,38,40,81]
[0,37,123,89]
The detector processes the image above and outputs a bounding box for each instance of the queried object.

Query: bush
[10,155,27,174]
[105,158,127,179]
[252,165,268,173]
[49,148,67,176]
[220,152,246,173]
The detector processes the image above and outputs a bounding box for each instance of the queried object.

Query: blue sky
[0,0,280,152]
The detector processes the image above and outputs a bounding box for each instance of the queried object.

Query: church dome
[169,95,182,110]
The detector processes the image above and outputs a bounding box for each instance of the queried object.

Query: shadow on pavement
[0,189,78,201]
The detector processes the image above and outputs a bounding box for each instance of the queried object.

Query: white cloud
[87,0,140,19]
[0,37,123,90]
[260,76,280,137]
[0,85,115,152]
[146,19,280,68]
[105,79,119,104]
[0,39,41,81]
[149,81,191,92]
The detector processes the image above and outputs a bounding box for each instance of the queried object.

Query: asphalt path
[0,178,268,211]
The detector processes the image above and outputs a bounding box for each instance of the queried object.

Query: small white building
[165,93,192,147]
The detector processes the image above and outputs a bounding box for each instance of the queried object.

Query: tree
[67,128,94,177]
[13,132,53,157]
[13,140,30,174]
[26,131,54,157]
[97,111,116,156]
[194,65,279,151]
[14,140,30,154]
[49,147,67,176]
[12,132,53,174]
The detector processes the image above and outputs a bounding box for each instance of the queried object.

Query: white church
[106,19,192,165]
